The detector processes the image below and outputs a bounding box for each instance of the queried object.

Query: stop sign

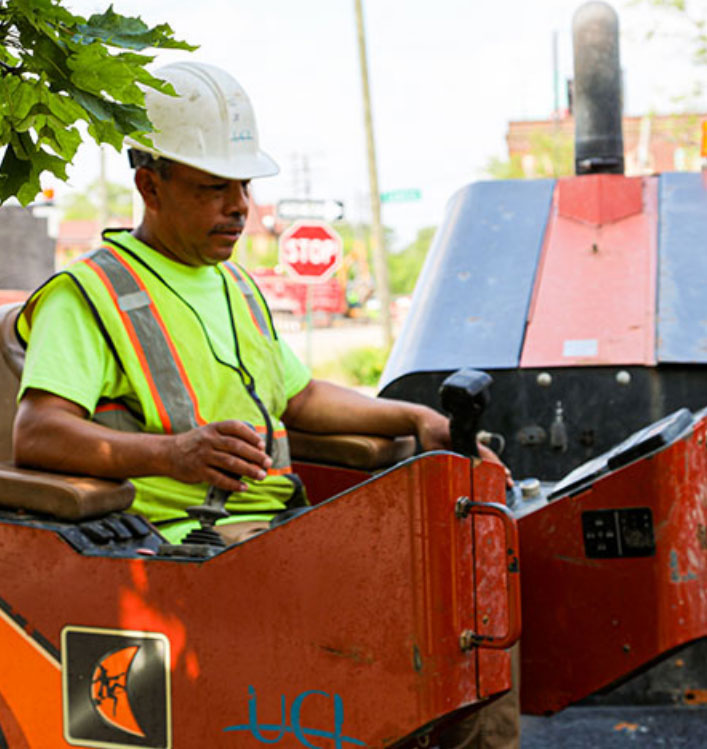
[278,221,343,282]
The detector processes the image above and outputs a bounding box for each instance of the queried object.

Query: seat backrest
[0,303,25,462]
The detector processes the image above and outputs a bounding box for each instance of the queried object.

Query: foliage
[0,1,196,205]
[486,153,526,180]
[61,178,133,220]
[487,129,574,180]
[339,345,389,387]
[387,226,436,296]
[635,0,707,68]
[629,0,706,104]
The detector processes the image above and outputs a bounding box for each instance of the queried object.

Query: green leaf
[76,5,197,52]
[43,90,85,125]
[67,43,151,103]
[0,0,196,204]
[87,99,152,150]
[0,76,42,126]
[28,33,73,84]
[0,134,69,205]
[87,118,124,151]
[0,145,35,204]
[36,121,82,159]
[68,87,114,122]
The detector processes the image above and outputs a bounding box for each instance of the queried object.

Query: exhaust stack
[572,1,624,175]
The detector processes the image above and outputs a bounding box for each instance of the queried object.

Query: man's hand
[477,442,514,488]
[169,421,272,491]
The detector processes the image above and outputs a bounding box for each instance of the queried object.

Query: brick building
[506,112,706,177]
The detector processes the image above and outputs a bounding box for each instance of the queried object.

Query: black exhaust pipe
[572,1,624,175]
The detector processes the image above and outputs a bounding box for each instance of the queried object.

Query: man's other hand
[412,405,452,452]
[170,420,272,491]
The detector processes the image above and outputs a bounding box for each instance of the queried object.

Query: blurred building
[0,205,55,292]
[507,112,706,177]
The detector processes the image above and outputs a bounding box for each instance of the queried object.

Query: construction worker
[11,61,455,544]
[12,61,517,744]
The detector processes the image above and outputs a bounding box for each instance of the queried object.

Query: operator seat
[0,302,24,462]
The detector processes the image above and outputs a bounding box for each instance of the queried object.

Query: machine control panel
[582,507,655,558]
[548,408,693,500]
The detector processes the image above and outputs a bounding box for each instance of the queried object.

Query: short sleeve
[278,337,311,400]
[19,274,127,414]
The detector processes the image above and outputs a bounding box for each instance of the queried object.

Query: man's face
[143,162,251,267]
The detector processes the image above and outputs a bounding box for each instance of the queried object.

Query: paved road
[521,706,707,748]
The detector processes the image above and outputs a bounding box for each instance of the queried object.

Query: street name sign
[380,188,422,203]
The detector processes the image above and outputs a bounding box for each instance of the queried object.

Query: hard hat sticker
[61,626,171,749]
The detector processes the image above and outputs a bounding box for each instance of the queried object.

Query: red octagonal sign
[278,221,343,282]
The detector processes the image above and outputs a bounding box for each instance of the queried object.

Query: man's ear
[134,167,160,210]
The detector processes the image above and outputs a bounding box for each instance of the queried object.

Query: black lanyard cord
[101,236,275,454]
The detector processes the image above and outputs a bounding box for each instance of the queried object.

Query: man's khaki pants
[438,644,520,749]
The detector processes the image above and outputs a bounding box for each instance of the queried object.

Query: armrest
[0,462,134,521]
[0,302,24,379]
[288,430,416,471]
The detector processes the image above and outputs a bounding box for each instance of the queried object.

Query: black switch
[120,514,151,538]
[80,521,114,544]
[102,517,133,541]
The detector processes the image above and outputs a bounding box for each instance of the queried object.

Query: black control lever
[439,368,493,458]
[158,478,239,558]
[180,484,234,548]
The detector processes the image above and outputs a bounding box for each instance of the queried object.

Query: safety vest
[17,233,297,523]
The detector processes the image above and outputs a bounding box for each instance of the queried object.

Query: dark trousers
[438,644,520,749]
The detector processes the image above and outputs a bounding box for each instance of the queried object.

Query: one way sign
[276,199,345,222]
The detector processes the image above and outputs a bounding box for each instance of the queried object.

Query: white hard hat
[126,61,279,180]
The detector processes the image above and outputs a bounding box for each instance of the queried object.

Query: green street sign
[380,188,422,203]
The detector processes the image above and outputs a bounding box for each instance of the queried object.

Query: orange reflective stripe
[84,256,173,434]
[105,249,207,427]
[223,262,270,338]
[94,403,127,413]
[254,425,287,439]
[267,466,293,476]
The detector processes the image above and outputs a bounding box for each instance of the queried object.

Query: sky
[61,0,707,248]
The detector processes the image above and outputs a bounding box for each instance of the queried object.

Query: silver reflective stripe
[118,290,151,312]
[271,433,292,471]
[89,248,199,433]
[227,264,273,340]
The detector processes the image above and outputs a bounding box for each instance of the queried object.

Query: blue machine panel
[656,173,707,363]
[380,179,555,391]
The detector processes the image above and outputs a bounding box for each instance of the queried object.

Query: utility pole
[96,145,109,246]
[354,0,393,349]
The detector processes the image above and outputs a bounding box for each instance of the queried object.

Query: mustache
[210,219,246,233]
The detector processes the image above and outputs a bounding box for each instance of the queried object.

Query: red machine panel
[521,175,658,368]
[0,453,519,747]
[519,413,707,714]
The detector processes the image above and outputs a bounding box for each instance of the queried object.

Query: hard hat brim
[126,140,280,181]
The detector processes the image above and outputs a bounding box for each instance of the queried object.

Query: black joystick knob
[439,368,493,458]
